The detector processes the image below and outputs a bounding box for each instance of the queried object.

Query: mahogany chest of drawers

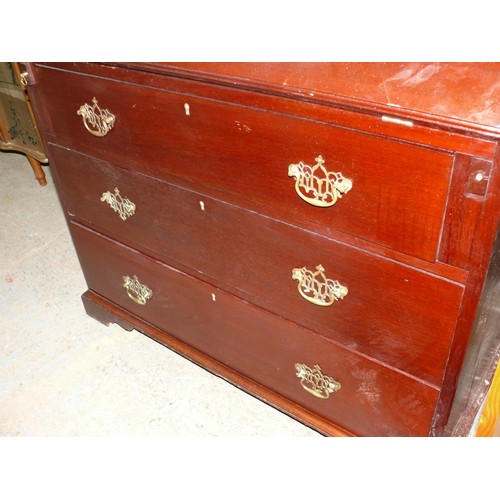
[25,62,500,436]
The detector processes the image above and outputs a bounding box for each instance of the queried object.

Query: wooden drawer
[38,65,454,261]
[70,222,440,436]
[52,146,463,386]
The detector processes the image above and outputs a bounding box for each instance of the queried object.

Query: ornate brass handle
[288,155,352,207]
[19,72,29,87]
[122,275,153,305]
[77,97,115,137]
[101,188,136,221]
[295,363,341,399]
[292,265,347,306]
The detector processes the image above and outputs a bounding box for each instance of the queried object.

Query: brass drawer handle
[292,265,347,306]
[101,188,136,221]
[19,71,29,87]
[123,275,153,305]
[288,155,352,207]
[295,363,341,399]
[77,97,115,137]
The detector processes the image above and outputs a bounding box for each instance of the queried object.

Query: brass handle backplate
[123,275,152,305]
[292,264,347,306]
[288,155,352,207]
[101,188,136,221]
[295,363,341,399]
[77,97,115,137]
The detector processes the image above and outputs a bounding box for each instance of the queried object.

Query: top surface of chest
[128,62,500,131]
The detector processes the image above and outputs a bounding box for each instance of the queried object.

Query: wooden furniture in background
[476,355,500,436]
[24,62,500,436]
[0,62,47,185]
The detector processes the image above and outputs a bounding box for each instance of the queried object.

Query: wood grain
[476,358,500,436]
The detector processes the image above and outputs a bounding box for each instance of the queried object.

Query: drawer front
[52,147,463,386]
[70,222,439,436]
[38,66,453,261]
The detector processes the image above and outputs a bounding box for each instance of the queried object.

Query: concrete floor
[0,151,320,437]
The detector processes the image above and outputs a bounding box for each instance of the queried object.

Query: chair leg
[27,155,47,186]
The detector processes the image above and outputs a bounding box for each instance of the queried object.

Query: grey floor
[0,151,320,437]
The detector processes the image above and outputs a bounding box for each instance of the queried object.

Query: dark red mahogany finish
[28,65,456,261]
[25,62,500,436]
[49,145,463,386]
